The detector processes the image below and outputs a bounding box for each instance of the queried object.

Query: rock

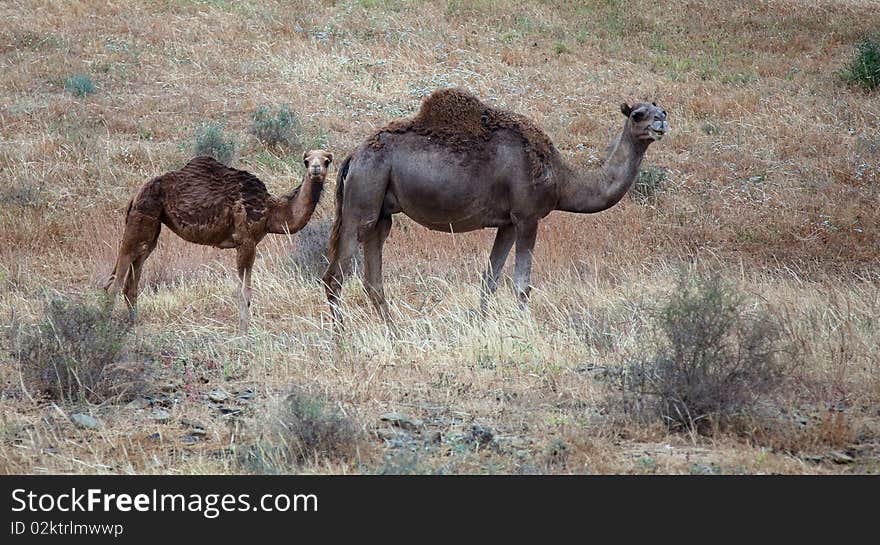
[208,388,229,402]
[236,388,255,401]
[188,427,207,437]
[830,451,854,464]
[150,409,172,423]
[70,413,100,430]
[470,424,494,446]
[377,427,412,442]
[181,419,206,430]
[379,412,424,431]
[126,398,150,410]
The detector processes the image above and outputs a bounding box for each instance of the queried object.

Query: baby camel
[105,150,333,332]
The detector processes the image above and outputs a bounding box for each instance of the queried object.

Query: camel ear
[302,150,310,164]
[325,152,334,164]
[620,103,632,117]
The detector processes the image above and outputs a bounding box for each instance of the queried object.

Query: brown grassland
[1,0,879,474]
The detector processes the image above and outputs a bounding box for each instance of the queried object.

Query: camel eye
[324,159,330,167]
[632,110,646,122]
[303,160,309,167]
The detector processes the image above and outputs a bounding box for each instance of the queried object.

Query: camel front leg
[480,224,516,315]
[236,243,256,334]
[513,221,538,309]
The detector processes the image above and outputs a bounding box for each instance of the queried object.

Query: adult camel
[322,88,667,322]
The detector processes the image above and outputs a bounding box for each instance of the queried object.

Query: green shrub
[630,165,667,203]
[615,275,788,433]
[843,37,880,91]
[63,74,96,97]
[9,296,147,404]
[250,105,301,149]
[194,123,236,165]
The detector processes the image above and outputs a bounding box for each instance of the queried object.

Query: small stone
[236,389,255,401]
[470,424,494,445]
[181,419,206,430]
[147,433,161,442]
[150,409,172,423]
[126,398,149,410]
[379,412,424,431]
[70,413,100,430]
[830,451,854,464]
[377,427,412,442]
[208,389,229,402]
[189,427,207,437]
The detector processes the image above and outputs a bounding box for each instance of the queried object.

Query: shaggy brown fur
[105,150,333,333]
[369,88,558,181]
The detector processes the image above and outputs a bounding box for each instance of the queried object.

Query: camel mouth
[647,121,667,141]
[648,127,665,140]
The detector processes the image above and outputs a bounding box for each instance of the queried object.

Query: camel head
[303,149,333,181]
[620,102,668,143]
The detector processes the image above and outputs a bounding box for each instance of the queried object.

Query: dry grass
[1,0,878,474]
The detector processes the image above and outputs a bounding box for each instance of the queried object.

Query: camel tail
[103,198,134,291]
[326,155,351,262]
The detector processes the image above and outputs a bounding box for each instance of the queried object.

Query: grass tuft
[241,387,364,472]
[630,165,668,204]
[9,296,149,404]
[842,37,880,91]
[63,74,96,97]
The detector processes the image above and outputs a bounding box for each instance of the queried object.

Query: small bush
[286,218,363,279]
[842,37,880,91]
[630,165,667,203]
[615,275,788,433]
[287,218,332,278]
[242,388,363,472]
[9,296,147,404]
[194,123,236,165]
[63,74,96,97]
[250,105,301,149]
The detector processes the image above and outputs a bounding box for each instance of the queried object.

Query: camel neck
[555,131,648,214]
[268,176,323,234]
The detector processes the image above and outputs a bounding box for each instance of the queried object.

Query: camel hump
[413,87,488,139]
[370,88,558,182]
[165,156,271,223]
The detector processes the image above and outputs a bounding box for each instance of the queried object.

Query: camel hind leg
[122,223,160,316]
[363,216,392,322]
[322,212,360,325]
[322,158,390,325]
[105,210,161,318]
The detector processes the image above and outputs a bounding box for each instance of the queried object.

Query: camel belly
[160,215,236,248]
[386,183,509,232]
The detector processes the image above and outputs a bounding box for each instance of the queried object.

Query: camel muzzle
[648,120,668,140]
